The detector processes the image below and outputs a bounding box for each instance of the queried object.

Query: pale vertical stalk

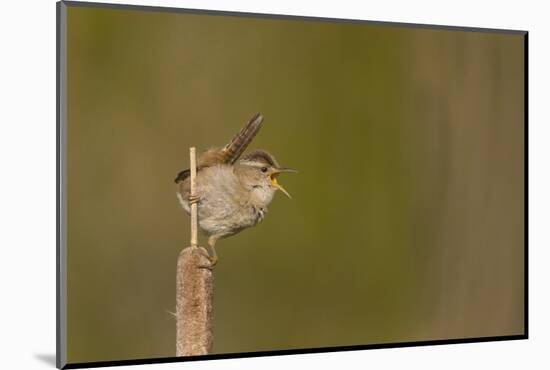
[190,147,198,247]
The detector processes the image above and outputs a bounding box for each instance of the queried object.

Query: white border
[1,1,546,369]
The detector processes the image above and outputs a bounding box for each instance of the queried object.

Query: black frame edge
[523,32,529,339]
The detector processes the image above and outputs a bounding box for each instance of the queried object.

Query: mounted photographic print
[57,1,527,368]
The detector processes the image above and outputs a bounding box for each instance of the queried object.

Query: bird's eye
[261,167,268,173]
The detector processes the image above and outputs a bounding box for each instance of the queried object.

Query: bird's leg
[207,235,219,267]
[197,236,218,270]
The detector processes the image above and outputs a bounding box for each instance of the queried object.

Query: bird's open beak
[270,168,297,199]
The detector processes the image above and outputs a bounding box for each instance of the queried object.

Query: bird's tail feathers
[221,112,264,164]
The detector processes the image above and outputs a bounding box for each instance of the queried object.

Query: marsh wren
[175,113,295,265]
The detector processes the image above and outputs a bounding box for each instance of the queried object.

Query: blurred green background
[66,4,525,363]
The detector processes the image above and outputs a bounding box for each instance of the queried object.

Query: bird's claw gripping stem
[198,252,218,270]
[188,194,201,205]
[208,255,218,267]
[192,247,215,270]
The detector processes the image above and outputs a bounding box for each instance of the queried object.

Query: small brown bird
[175,113,295,265]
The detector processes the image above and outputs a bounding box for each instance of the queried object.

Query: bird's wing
[174,168,190,184]
[174,113,264,184]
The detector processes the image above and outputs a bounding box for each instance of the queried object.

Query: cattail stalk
[176,147,213,356]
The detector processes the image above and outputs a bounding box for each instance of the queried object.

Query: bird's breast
[177,165,273,237]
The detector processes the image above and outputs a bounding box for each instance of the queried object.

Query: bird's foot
[195,247,217,270]
[188,194,201,205]
[208,255,218,267]
[198,256,218,270]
